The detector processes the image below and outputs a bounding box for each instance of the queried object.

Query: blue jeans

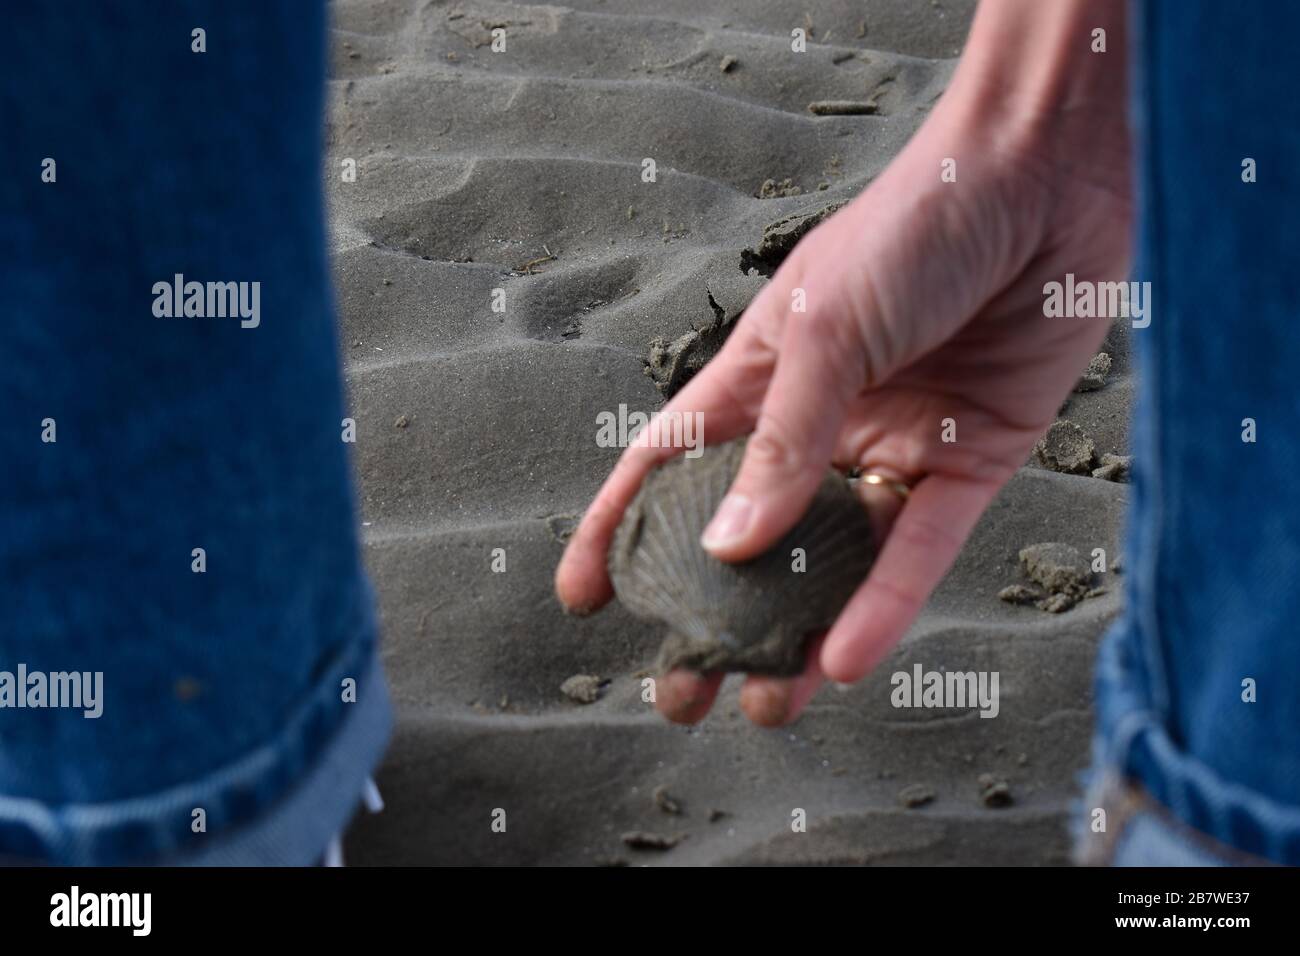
[0,1,390,864]
[1084,0,1300,865]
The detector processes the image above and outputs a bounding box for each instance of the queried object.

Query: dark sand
[329,0,1131,865]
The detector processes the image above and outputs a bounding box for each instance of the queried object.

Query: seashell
[608,439,876,676]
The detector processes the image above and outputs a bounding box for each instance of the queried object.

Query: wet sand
[327,0,1131,865]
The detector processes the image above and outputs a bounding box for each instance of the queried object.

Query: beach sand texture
[328,0,1133,865]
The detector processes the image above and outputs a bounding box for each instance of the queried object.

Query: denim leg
[0,1,390,863]
[1085,0,1300,864]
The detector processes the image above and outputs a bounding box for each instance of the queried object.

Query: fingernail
[701,495,753,550]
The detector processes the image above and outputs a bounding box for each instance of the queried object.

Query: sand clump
[1074,352,1112,392]
[757,177,803,199]
[1035,416,1132,483]
[643,300,735,397]
[999,542,1105,614]
[644,329,710,396]
[643,283,759,398]
[997,584,1040,605]
[1021,543,1091,594]
[740,201,848,277]
[1034,420,1097,475]
[1092,453,1132,483]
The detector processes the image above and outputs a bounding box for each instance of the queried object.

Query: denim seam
[1132,0,1172,722]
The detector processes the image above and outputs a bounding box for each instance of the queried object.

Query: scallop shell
[609,439,876,676]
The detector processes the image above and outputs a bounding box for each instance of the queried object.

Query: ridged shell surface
[609,439,876,676]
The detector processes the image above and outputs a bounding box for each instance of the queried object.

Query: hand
[556,0,1132,726]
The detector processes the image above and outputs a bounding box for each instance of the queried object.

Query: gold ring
[857,472,912,502]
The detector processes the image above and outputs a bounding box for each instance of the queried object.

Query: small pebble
[898,784,935,809]
[808,99,878,115]
[978,773,1014,808]
[621,831,685,850]
[560,674,604,704]
[653,785,682,815]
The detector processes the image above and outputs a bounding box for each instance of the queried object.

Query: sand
[328,0,1131,865]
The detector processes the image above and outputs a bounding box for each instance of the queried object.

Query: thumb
[701,272,867,562]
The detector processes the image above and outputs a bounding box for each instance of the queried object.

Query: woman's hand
[556,0,1132,726]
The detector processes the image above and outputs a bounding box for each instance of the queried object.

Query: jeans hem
[1074,769,1277,866]
[0,628,390,865]
[161,652,391,866]
[1094,623,1300,864]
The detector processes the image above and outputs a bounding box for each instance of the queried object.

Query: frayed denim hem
[0,648,391,865]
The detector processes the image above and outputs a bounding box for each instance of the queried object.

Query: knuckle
[865,574,925,615]
[896,511,963,555]
[614,439,662,475]
[793,302,835,332]
[745,415,804,475]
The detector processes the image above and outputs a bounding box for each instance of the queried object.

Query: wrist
[942,0,1130,173]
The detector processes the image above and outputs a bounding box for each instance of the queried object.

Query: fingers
[821,473,1001,683]
[554,323,773,614]
[739,633,828,727]
[659,480,907,730]
[648,468,999,723]
[656,638,826,728]
[701,284,867,562]
[656,669,724,725]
